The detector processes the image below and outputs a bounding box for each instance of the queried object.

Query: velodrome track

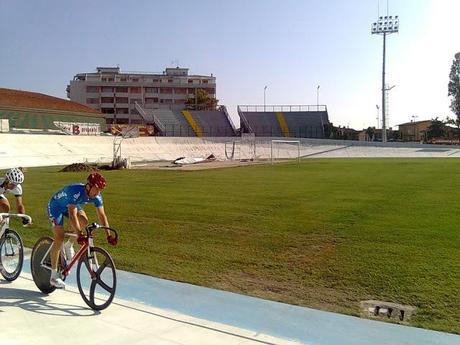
[3,134,460,344]
[1,134,460,169]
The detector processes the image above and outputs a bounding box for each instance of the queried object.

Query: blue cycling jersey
[48,183,103,217]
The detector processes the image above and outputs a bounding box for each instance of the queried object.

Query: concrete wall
[2,134,460,169]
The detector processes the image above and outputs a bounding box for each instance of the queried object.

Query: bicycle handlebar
[85,222,118,242]
[0,213,33,227]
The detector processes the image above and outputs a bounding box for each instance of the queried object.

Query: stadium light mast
[372,13,399,142]
[264,85,268,111]
[316,85,320,110]
[376,104,379,129]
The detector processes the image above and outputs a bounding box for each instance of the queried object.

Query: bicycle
[30,223,119,310]
[0,213,33,281]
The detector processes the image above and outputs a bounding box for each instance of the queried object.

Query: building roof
[398,120,432,126]
[0,87,101,115]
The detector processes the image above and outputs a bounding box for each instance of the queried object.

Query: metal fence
[160,125,237,137]
[242,126,325,138]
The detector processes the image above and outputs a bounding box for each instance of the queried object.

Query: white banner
[53,121,101,135]
[0,119,9,132]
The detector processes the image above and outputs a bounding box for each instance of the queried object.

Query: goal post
[270,139,301,164]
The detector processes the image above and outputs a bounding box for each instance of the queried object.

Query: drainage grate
[360,300,416,323]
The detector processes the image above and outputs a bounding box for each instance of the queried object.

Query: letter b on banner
[72,125,80,135]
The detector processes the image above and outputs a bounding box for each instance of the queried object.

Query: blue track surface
[23,257,460,345]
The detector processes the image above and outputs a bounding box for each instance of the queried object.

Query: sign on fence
[53,121,101,135]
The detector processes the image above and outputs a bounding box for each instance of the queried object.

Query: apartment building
[67,66,216,124]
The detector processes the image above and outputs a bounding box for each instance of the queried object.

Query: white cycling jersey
[0,177,23,198]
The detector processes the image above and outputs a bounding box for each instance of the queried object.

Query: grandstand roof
[0,87,101,116]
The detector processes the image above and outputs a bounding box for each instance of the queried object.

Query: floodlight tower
[372,14,399,142]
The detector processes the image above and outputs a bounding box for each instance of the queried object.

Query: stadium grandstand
[134,103,237,137]
[0,87,106,134]
[238,105,329,138]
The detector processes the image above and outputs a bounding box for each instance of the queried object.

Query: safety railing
[238,105,327,112]
[237,106,254,133]
[134,101,166,134]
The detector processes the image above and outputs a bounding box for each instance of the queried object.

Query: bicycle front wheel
[31,236,56,294]
[0,229,24,281]
[77,246,117,310]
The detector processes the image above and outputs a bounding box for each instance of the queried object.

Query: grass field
[8,158,460,333]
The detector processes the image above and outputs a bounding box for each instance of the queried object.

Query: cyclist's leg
[49,213,66,288]
[0,195,10,213]
[67,207,88,234]
[67,207,88,244]
[77,209,89,228]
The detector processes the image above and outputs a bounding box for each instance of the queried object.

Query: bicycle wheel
[77,246,117,310]
[31,236,56,294]
[0,229,24,281]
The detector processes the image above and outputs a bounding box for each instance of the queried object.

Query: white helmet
[5,168,24,184]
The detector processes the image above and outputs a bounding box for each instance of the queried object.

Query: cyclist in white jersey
[0,168,30,225]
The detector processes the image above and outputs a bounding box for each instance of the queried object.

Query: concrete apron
[2,255,459,345]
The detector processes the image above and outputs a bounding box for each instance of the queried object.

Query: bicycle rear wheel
[31,236,57,294]
[77,246,117,310]
[0,229,24,281]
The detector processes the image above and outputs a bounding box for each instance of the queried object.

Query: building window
[188,79,194,84]
[168,79,173,83]
[145,87,158,93]
[116,97,128,103]
[130,87,141,93]
[160,87,173,94]
[145,97,158,104]
[116,108,129,114]
[188,88,195,94]
[174,88,187,94]
[86,86,99,93]
[101,86,114,93]
[101,108,115,114]
[116,87,128,93]
[86,98,99,104]
[152,79,159,83]
[131,78,139,82]
[174,99,186,104]
[160,99,173,104]
[101,97,114,103]
[202,80,208,84]
[130,98,142,104]
[120,77,127,82]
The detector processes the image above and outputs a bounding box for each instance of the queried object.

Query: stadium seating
[152,109,194,136]
[187,109,236,137]
[238,107,329,138]
[283,111,328,138]
[141,107,236,137]
[240,112,284,137]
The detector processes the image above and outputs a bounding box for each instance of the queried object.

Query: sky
[1,0,459,130]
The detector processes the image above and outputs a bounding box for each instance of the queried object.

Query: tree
[425,117,445,140]
[448,53,460,138]
[185,89,218,110]
[365,127,375,141]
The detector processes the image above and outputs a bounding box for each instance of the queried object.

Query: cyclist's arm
[15,195,25,214]
[96,205,110,231]
[68,204,82,234]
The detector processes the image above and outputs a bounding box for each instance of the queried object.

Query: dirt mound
[60,163,98,172]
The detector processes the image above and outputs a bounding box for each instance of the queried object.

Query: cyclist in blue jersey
[47,172,116,288]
